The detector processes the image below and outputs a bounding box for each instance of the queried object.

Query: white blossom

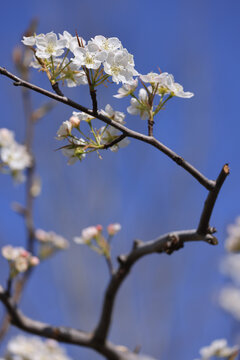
[219,287,240,320]
[103,49,138,84]
[22,33,45,47]
[0,128,15,147]
[74,225,101,245]
[113,79,138,98]
[89,35,122,52]
[35,229,69,259]
[29,56,42,69]
[61,146,86,165]
[1,245,39,275]
[55,58,88,87]
[5,335,72,360]
[225,216,240,252]
[127,88,149,120]
[0,128,32,182]
[140,72,161,84]
[72,43,107,70]
[35,32,67,59]
[2,245,23,261]
[140,72,194,98]
[100,104,126,123]
[61,148,78,165]
[69,111,94,126]
[100,126,129,152]
[107,223,122,236]
[59,31,85,52]
[56,121,72,140]
[99,105,129,151]
[1,143,32,171]
[169,81,194,98]
[220,254,240,284]
[197,339,238,359]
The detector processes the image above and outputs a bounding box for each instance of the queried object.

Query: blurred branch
[0,66,216,191]
[0,37,54,341]
[0,77,36,342]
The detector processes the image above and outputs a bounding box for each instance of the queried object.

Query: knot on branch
[13,81,21,87]
[173,155,184,166]
[204,234,218,246]
[132,239,144,250]
[117,254,127,265]
[163,234,184,255]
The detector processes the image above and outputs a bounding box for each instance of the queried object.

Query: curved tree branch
[0,286,129,360]
[197,164,230,234]
[0,228,217,360]
[0,66,229,360]
[93,229,217,344]
[0,66,215,191]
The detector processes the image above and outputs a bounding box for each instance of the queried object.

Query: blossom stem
[148,112,154,137]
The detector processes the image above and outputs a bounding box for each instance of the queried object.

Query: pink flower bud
[107,223,121,236]
[69,115,80,127]
[30,256,40,266]
[96,224,103,232]
[20,249,30,258]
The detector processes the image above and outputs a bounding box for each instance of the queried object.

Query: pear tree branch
[0,66,215,191]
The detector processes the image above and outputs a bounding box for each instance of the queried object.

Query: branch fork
[0,66,230,360]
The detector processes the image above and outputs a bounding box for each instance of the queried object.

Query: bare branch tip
[205,234,218,246]
[223,163,230,175]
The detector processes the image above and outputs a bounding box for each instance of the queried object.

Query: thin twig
[0,67,215,191]
[105,256,114,276]
[103,134,127,149]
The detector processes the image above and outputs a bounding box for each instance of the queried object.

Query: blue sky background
[0,1,240,359]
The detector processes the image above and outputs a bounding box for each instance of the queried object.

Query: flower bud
[107,223,121,236]
[30,256,40,266]
[69,115,80,127]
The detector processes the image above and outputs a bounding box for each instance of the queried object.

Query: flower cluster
[195,339,238,360]
[115,71,194,121]
[22,31,194,162]
[1,246,39,278]
[56,105,129,164]
[3,335,72,360]
[140,72,194,98]
[22,31,138,87]
[74,223,121,259]
[0,128,32,182]
[35,229,69,259]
